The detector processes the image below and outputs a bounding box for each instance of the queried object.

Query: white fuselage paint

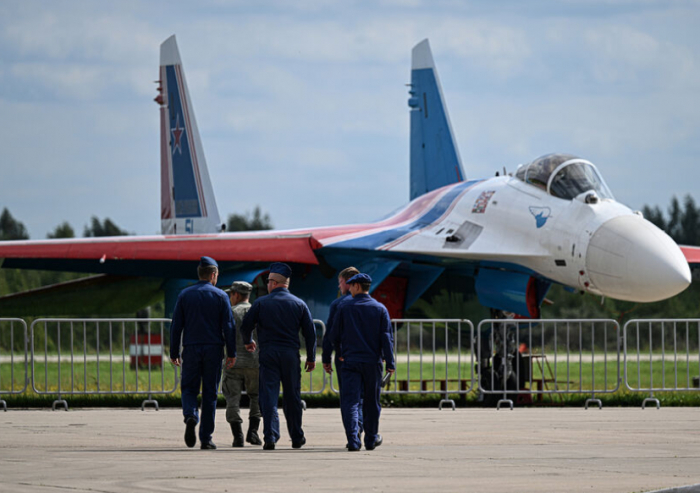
[384,176,690,303]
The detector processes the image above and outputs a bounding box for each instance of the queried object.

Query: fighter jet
[0,37,696,320]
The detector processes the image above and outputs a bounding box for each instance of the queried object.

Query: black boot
[247,417,262,445]
[230,422,244,448]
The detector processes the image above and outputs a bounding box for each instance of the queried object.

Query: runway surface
[1,407,699,492]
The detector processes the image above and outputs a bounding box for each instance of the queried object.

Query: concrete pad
[1,407,699,493]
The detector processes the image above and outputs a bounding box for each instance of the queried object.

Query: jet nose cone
[586,215,691,302]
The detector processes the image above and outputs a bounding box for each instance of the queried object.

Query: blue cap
[199,256,218,268]
[269,262,292,278]
[346,273,372,284]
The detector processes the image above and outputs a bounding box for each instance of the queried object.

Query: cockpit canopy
[515,153,614,201]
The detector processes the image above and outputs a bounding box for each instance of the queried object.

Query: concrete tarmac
[1,407,699,493]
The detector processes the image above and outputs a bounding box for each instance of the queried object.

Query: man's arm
[221,296,237,359]
[300,303,316,367]
[169,297,185,364]
[321,300,339,366]
[239,301,259,345]
[379,307,395,372]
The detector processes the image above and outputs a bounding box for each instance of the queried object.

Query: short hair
[198,265,218,280]
[339,266,360,281]
[358,282,371,292]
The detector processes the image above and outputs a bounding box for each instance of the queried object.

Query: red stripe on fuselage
[378,180,476,250]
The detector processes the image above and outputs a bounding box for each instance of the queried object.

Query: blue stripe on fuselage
[330,179,482,250]
[165,65,202,218]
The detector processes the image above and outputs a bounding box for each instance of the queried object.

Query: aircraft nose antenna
[585,215,691,302]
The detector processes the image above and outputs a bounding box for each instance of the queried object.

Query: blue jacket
[169,280,236,360]
[331,293,395,370]
[321,293,351,364]
[240,287,316,362]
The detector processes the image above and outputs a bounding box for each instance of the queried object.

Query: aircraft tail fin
[156,35,223,235]
[408,39,465,200]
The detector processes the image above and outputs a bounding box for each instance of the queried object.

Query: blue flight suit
[322,293,363,433]
[240,287,316,445]
[170,281,236,444]
[332,293,395,450]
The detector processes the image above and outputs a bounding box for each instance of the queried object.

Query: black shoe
[291,436,306,449]
[247,418,262,446]
[231,422,244,448]
[200,441,217,450]
[347,445,360,452]
[365,434,382,451]
[184,418,197,448]
[263,441,275,450]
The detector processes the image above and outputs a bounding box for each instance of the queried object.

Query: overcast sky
[1,0,698,239]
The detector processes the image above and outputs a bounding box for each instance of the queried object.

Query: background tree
[226,206,273,232]
[641,205,665,231]
[679,195,699,245]
[0,208,29,240]
[83,217,130,237]
[47,222,75,239]
[643,194,699,246]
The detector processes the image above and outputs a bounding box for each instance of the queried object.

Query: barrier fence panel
[30,318,177,410]
[623,319,700,409]
[0,318,29,411]
[380,319,474,410]
[477,319,620,409]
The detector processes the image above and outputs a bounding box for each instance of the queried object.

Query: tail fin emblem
[171,114,185,155]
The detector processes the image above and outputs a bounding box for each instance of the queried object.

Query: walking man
[240,262,317,450]
[222,281,263,447]
[322,266,363,444]
[331,273,395,451]
[170,256,236,450]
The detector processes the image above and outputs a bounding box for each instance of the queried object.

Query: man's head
[198,256,219,285]
[338,266,359,295]
[345,273,372,297]
[267,262,291,293]
[226,281,252,305]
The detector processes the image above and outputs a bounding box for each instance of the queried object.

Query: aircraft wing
[0,233,323,279]
[681,245,700,265]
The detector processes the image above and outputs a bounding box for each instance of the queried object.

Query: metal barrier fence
[624,319,700,409]
[4,316,700,411]
[477,319,621,409]
[26,318,328,411]
[0,318,29,411]
[30,318,177,410]
[378,319,475,410]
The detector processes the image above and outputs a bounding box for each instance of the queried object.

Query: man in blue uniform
[170,256,236,450]
[322,266,363,444]
[331,273,395,452]
[240,262,316,450]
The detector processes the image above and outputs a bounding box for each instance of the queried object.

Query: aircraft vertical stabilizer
[156,35,222,235]
[408,39,465,200]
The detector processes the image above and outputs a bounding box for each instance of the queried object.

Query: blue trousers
[335,355,363,433]
[180,344,224,443]
[258,348,304,444]
[340,361,382,449]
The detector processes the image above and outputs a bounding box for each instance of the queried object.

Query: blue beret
[199,256,218,268]
[346,273,372,284]
[269,262,292,278]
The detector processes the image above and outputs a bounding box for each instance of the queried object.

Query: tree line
[0,206,273,297]
[0,206,273,241]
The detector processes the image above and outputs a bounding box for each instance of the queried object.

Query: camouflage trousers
[221,367,261,423]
